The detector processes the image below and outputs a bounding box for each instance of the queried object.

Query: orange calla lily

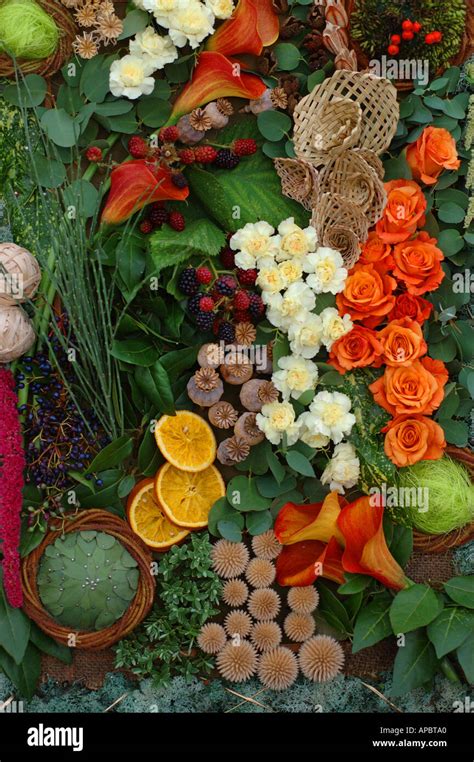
[276,537,345,587]
[206,0,280,57]
[337,496,409,590]
[169,51,267,122]
[274,491,346,547]
[101,160,189,225]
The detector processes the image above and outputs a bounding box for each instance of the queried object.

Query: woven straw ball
[0,243,41,306]
[0,306,35,363]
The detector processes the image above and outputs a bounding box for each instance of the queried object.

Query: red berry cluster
[176,140,258,169]
[387,19,442,56]
[139,202,186,235]
[85,146,103,163]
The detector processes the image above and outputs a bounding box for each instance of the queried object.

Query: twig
[361,681,403,713]
[103,692,129,713]
[224,687,273,713]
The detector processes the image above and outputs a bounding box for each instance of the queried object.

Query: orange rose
[369,357,448,416]
[388,293,433,324]
[336,263,397,328]
[376,180,427,244]
[328,325,384,373]
[378,317,427,367]
[383,414,446,467]
[406,126,460,186]
[392,231,445,295]
[359,232,394,268]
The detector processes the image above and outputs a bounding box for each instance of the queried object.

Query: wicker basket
[412,447,474,553]
[21,509,156,649]
[0,0,77,79]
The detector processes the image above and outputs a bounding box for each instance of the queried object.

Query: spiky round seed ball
[216,640,258,682]
[284,612,316,643]
[197,622,226,654]
[222,578,249,608]
[258,647,298,691]
[248,588,281,621]
[251,621,282,652]
[299,635,345,682]
[224,609,252,639]
[287,586,319,615]
[245,558,276,589]
[251,530,281,561]
[211,540,249,578]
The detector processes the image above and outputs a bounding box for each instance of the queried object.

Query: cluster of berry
[128,130,257,170]
[177,247,265,342]
[387,19,442,56]
[139,202,185,235]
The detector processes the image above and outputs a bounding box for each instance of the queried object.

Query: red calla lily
[169,51,267,122]
[206,0,280,57]
[274,491,346,547]
[101,160,189,225]
[276,537,345,587]
[337,496,409,590]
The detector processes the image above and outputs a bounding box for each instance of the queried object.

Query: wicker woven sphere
[216,640,258,682]
[258,647,299,691]
[299,635,345,682]
[0,306,35,363]
[248,588,281,621]
[197,622,226,654]
[287,586,319,615]
[245,558,276,588]
[284,612,316,642]
[222,578,249,608]
[211,539,249,578]
[251,530,281,561]
[0,243,41,306]
[224,609,253,639]
[251,621,282,652]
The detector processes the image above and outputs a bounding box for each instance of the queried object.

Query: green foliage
[150,219,226,274]
[389,584,443,634]
[390,630,439,696]
[352,594,393,653]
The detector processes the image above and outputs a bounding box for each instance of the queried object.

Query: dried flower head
[100,0,115,13]
[222,578,249,608]
[61,0,81,7]
[248,588,281,621]
[225,436,250,463]
[160,143,179,163]
[251,621,282,652]
[211,539,249,578]
[258,647,298,691]
[208,401,238,430]
[189,108,213,132]
[216,98,234,116]
[224,609,253,639]
[194,367,221,392]
[245,558,276,589]
[198,343,224,368]
[235,412,265,445]
[299,635,345,682]
[75,3,97,27]
[220,358,253,383]
[216,640,258,682]
[284,612,315,642]
[287,586,319,614]
[258,381,279,404]
[251,530,281,561]
[95,12,123,41]
[197,622,226,654]
[271,87,289,109]
[234,322,257,347]
[73,32,99,59]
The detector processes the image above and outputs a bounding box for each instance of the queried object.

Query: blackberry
[216,274,237,296]
[148,204,169,226]
[236,268,258,286]
[188,292,204,315]
[249,293,265,321]
[172,173,188,189]
[218,321,236,344]
[196,311,215,331]
[214,149,240,170]
[220,247,235,269]
[178,268,198,296]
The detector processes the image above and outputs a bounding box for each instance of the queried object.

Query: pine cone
[279,73,300,95]
[303,30,323,52]
[308,50,331,72]
[307,4,325,31]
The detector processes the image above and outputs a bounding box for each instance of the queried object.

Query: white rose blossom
[278,259,303,287]
[257,265,286,295]
[305,391,355,444]
[256,401,301,446]
[109,55,156,99]
[142,0,178,16]
[297,412,331,449]
[287,313,324,359]
[206,0,234,18]
[272,355,318,400]
[230,221,277,270]
[320,307,353,351]
[273,217,318,261]
[129,28,178,69]
[304,246,347,294]
[321,442,360,494]
[163,0,215,48]
[265,281,316,330]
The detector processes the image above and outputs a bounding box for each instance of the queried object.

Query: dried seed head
[258,647,299,691]
[299,635,345,682]
[216,640,258,682]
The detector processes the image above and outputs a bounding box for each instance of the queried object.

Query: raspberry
[234,309,251,323]
[390,34,401,44]
[249,293,265,320]
[402,19,413,31]
[188,292,204,314]
[194,145,218,164]
[86,146,102,162]
[199,296,215,312]
[160,126,179,143]
[220,247,235,269]
[172,172,188,189]
[139,220,153,234]
[214,149,240,170]
[196,267,213,285]
[387,44,399,55]
[179,148,195,165]
[216,275,237,296]
[178,268,198,296]
[402,30,414,40]
[236,268,257,286]
[128,136,148,159]
[218,321,236,344]
[233,290,251,310]
[233,138,258,157]
[169,211,186,231]
[196,311,215,331]
[413,21,422,33]
[148,203,169,227]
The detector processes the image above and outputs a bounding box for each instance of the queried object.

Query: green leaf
[87,435,133,473]
[80,55,112,104]
[273,43,301,71]
[40,108,80,148]
[226,475,272,512]
[338,574,372,596]
[388,525,413,568]
[383,155,412,181]
[429,77,449,93]
[62,179,99,218]
[437,389,460,419]
[441,95,467,120]
[444,577,474,609]
[285,450,315,477]
[427,607,474,658]
[93,99,134,116]
[307,69,326,91]
[0,585,30,664]
[457,632,474,683]
[266,448,286,483]
[31,153,66,188]
[137,98,172,128]
[150,219,226,274]
[137,427,163,476]
[98,112,139,134]
[272,333,290,367]
[390,630,438,696]
[0,644,41,699]
[235,440,270,475]
[437,229,465,258]
[390,584,443,634]
[118,475,136,499]
[318,582,352,635]
[262,139,287,158]
[29,624,72,664]
[256,474,296,498]
[438,202,465,224]
[110,337,158,367]
[246,510,273,536]
[208,498,243,537]
[352,595,392,653]
[257,110,292,141]
[134,362,175,416]
[118,8,149,39]
[4,74,47,107]
[438,418,468,447]
[217,519,243,542]
[319,370,345,386]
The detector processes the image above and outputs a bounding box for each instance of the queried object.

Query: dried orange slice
[154,411,216,472]
[127,478,189,551]
[155,463,225,529]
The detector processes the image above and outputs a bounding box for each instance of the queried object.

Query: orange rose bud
[406,126,460,185]
[329,325,384,373]
[359,231,395,269]
[378,317,427,366]
[369,357,448,417]
[376,179,427,243]
[388,293,433,324]
[336,262,397,328]
[383,414,446,467]
[392,231,445,295]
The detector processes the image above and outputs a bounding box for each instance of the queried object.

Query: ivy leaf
[444,576,474,609]
[389,584,443,634]
[352,594,392,653]
[150,219,226,274]
[427,607,474,658]
[390,630,438,697]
